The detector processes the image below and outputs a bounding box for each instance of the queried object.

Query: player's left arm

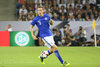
[49,19,54,25]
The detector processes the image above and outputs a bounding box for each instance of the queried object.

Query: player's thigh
[42,42,58,52]
[49,45,58,52]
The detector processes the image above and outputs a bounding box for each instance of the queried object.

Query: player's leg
[42,38,54,56]
[39,38,53,64]
[51,45,64,64]
[51,44,70,66]
[48,48,53,55]
[47,36,70,66]
[43,36,64,64]
[41,36,70,66]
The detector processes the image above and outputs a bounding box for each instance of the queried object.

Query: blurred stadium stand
[0,0,16,21]
[0,21,100,42]
[0,0,100,46]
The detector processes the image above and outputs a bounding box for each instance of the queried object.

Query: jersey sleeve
[47,14,51,21]
[31,18,37,26]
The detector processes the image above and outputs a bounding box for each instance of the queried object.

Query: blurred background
[0,0,100,47]
[0,1,100,67]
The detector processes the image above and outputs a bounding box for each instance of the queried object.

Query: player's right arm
[30,25,38,40]
[30,17,38,40]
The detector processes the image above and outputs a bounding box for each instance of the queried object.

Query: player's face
[38,8,44,16]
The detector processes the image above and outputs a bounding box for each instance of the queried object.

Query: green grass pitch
[0,47,100,67]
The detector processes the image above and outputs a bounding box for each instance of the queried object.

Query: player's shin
[47,50,53,56]
[54,50,63,64]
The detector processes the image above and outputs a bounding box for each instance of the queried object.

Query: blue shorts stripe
[43,38,52,47]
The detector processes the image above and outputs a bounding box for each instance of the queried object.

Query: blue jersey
[31,14,52,38]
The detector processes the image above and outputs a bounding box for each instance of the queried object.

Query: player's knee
[50,50,53,53]
[52,45,58,51]
[49,49,53,53]
[55,45,58,50]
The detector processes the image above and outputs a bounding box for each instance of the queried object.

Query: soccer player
[30,6,70,66]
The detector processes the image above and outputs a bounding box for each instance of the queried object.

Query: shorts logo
[15,32,29,46]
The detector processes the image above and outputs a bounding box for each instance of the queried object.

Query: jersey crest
[45,17,48,20]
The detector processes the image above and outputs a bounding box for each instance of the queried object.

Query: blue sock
[40,56,43,59]
[54,50,63,64]
[47,50,51,55]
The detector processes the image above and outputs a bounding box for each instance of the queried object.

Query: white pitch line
[96,47,100,48]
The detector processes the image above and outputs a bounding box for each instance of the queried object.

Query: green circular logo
[15,32,29,46]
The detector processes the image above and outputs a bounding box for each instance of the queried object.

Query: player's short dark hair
[38,6,44,9]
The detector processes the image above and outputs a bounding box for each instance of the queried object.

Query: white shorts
[42,36,55,48]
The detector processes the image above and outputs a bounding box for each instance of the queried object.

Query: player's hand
[50,19,54,22]
[50,19,54,25]
[32,35,38,40]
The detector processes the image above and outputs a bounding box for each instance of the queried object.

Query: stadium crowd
[52,24,87,46]
[16,0,100,21]
[16,0,100,46]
